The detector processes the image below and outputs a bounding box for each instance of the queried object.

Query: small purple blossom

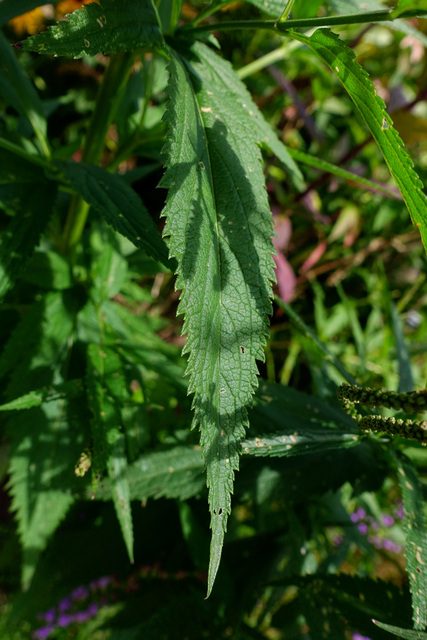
[57,613,74,628]
[356,508,366,520]
[32,626,55,639]
[43,609,56,624]
[71,586,89,601]
[350,512,359,523]
[382,515,395,527]
[358,523,369,535]
[59,597,72,612]
[353,633,371,640]
[86,603,99,617]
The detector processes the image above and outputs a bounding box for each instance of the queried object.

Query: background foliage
[1,1,427,639]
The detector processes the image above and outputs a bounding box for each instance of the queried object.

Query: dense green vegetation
[0,1,427,638]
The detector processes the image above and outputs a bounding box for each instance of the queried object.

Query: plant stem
[61,51,136,254]
[179,10,397,36]
[0,136,53,171]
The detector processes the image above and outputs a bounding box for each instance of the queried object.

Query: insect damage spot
[240,346,246,354]
[201,107,212,113]
[382,117,389,130]
[84,39,90,47]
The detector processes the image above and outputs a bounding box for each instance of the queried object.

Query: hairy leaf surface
[393,453,427,630]
[161,42,276,595]
[20,0,164,58]
[292,29,427,254]
[62,162,172,269]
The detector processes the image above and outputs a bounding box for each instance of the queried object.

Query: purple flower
[382,515,395,527]
[75,610,92,623]
[358,523,369,535]
[356,508,366,520]
[32,626,55,639]
[71,586,89,601]
[57,613,74,627]
[368,535,383,549]
[332,534,344,546]
[370,521,380,532]
[43,609,56,624]
[86,603,99,618]
[353,633,371,640]
[91,576,110,590]
[59,597,72,612]
[350,512,359,523]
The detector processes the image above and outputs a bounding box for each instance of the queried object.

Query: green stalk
[0,136,53,171]
[61,51,136,254]
[179,9,400,36]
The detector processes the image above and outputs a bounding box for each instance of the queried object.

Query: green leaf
[1,291,77,400]
[161,42,276,596]
[86,344,134,562]
[288,147,400,199]
[20,0,164,59]
[20,250,73,291]
[291,29,427,255]
[391,1,427,18]
[89,226,128,306]
[373,620,427,640]
[0,0,61,26]
[0,32,48,153]
[0,181,57,301]
[61,161,173,270]
[7,396,88,588]
[190,42,303,188]
[92,445,205,503]
[393,453,427,630]
[243,429,359,457]
[0,380,83,412]
[391,302,414,394]
[286,574,413,640]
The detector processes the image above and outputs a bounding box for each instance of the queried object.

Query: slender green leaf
[291,29,427,254]
[373,620,427,640]
[86,344,134,562]
[92,445,205,503]
[391,302,414,394]
[161,42,276,595]
[393,453,427,630]
[62,161,172,270]
[0,32,48,152]
[0,0,61,26]
[391,0,427,18]
[243,429,359,457]
[20,0,164,58]
[0,380,83,412]
[288,147,400,199]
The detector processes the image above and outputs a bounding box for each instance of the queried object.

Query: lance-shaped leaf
[373,620,427,640]
[242,429,360,457]
[161,42,276,596]
[291,29,427,254]
[20,0,164,58]
[393,453,427,630]
[62,161,173,270]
